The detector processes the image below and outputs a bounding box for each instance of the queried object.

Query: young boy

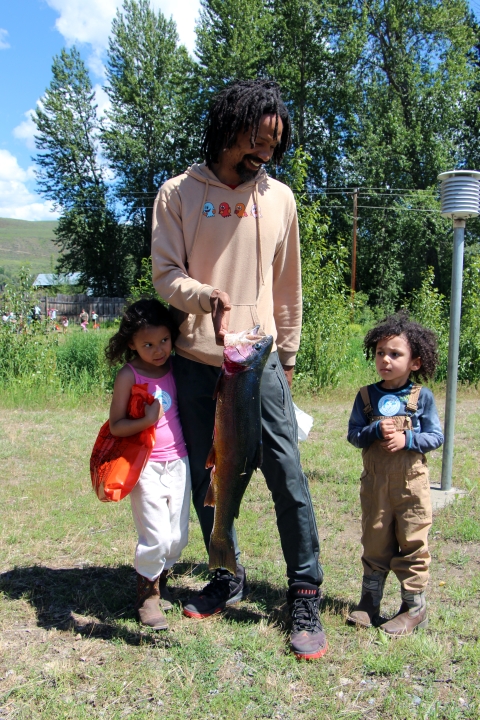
[347,313,443,636]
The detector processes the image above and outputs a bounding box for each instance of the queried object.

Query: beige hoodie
[151,162,301,367]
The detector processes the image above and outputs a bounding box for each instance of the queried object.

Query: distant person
[61,316,69,334]
[92,311,100,330]
[105,299,191,630]
[79,309,89,331]
[347,313,443,636]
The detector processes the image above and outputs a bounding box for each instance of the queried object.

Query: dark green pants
[173,351,322,585]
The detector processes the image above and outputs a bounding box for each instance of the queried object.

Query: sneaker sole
[183,584,250,619]
[293,641,328,661]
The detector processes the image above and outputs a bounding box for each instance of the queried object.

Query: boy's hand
[380,431,406,453]
[145,398,163,425]
[379,418,396,439]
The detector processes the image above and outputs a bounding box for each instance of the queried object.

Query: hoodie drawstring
[255,182,265,292]
[188,179,209,269]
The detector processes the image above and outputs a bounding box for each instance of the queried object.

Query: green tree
[348,0,475,308]
[33,48,130,295]
[195,0,271,89]
[102,0,199,267]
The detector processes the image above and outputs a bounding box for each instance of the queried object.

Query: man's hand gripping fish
[205,326,273,573]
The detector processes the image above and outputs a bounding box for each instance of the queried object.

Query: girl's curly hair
[364,311,439,381]
[105,298,179,366]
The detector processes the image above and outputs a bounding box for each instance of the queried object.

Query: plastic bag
[293,403,314,442]
[90,383,156,502]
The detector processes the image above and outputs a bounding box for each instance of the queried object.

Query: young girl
[347,312,443,636]
[106,298,191,630]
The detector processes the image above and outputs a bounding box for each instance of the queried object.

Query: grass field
[0,389,479,719]
[0,218,58,278]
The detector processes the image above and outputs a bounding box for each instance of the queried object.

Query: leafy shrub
[55,330,116,393]
[286,150,351,388]
[408,266,449,381]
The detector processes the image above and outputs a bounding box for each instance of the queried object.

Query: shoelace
[291,597,322,633]
[200,569,236,599]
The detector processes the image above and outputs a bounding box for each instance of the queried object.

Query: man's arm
[151,186,215,315]
[272,203,302,381]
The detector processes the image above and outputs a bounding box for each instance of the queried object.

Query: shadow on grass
[0,564,180,647]
[0,563,351,643]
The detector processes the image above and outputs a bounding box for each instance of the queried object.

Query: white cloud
[45,0,200,72]
[0,28,10,50]
[13,109,37,150]
[0,150,58,221]
[93,84,111,118]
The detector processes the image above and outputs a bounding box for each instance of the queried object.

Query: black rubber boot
[347,572,386,628]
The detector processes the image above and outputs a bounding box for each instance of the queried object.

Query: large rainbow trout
[205,326,273,573]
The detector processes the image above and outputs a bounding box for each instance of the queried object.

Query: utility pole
[351,188,358,315]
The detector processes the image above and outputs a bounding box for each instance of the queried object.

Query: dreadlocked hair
[105,298,179,366]
[363,310,439,381]
[202,80,292,167]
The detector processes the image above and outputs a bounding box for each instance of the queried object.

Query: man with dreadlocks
[151,80,327,660]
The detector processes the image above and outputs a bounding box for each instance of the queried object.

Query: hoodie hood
[185,162,268,190]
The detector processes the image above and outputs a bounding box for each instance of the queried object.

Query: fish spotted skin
[205,327,273,573]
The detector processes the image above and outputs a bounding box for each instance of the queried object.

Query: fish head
[223,327,273,372]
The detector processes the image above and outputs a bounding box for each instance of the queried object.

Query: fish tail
[208,535,237,575]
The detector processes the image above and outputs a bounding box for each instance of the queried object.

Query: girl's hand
[380,431,406,453]
[379,418,396,439]
[144,398,163,425]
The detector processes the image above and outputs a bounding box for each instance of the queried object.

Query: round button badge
[154,389,172,412]
[378,394,401,417]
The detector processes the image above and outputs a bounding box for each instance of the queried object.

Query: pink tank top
[127,363,187,462]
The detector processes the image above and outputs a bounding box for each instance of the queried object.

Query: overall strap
[359,386,374,422]
[405,383,422,415]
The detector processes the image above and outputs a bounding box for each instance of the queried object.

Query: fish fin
[254,442,263,470]
[205,445,215,469]
[208,536,237,574]
[212,367,224,400]
[204,478,216,507]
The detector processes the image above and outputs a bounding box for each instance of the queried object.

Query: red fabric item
[90,383,156,502]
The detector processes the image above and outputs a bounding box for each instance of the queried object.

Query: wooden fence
[39,294,126,323]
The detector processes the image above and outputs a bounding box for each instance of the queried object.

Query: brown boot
[135,573,168,630]
[381,590,427,637]
[347,572,386,628]
[159,570,173,612]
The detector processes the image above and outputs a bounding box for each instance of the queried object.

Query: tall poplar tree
[102,0,198,266]
[33,48,130,296]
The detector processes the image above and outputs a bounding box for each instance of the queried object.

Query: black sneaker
[183,564,249,618]
[287,582,328,660]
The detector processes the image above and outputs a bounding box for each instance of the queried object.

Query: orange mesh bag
[90,383,156,502]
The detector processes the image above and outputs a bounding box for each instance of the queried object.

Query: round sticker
[378,394,401,417]
[154,389,172,412]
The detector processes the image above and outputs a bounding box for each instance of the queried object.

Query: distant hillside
[0,218,59,279]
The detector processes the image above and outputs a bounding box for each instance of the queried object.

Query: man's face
[218,114,283,184]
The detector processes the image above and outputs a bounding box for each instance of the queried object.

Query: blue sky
[1,1,479,221]
[0,0,200,221]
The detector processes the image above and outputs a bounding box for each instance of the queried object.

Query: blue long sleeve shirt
[347,381,444,454]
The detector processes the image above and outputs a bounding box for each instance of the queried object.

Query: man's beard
[235,156,263,183]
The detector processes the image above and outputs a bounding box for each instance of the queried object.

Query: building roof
[33,272,82,287]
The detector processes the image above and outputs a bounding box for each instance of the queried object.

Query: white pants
[129,456,191,581]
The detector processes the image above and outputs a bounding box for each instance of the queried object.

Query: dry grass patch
[0,392,479,719]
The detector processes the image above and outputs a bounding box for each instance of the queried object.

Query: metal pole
[440,218,465,491]
[351,188,358,313]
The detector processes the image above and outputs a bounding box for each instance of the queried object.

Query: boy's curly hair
[105,298,179,366]
[363,311,439,381]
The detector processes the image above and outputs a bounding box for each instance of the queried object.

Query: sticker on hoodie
[219,202,231,218]
[203,202,216,217]
[235,202,248,218]
[251,204,262,218]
